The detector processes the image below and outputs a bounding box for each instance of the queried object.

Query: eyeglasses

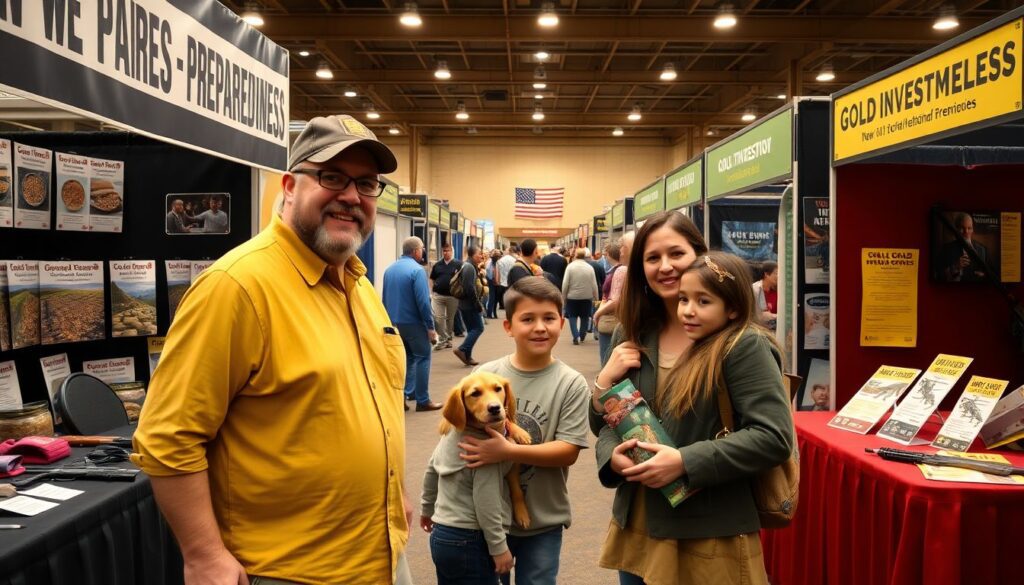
[291,168,385,198]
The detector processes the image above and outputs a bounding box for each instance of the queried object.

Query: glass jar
[111,382,146,422]
[0,401,55,440]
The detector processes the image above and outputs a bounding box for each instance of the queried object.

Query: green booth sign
[440,207,451,230]
[428,201,441,225]
[633,178,665,220]
[594,214,608,233]
[379,183,399,214]
[665,158,702,209]
[705,108,793,200]
[611,201,625,227]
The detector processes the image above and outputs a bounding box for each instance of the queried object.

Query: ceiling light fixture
[535,50,550,61]
[933,5,959,31]
[660,63,677,81]
[612,127,624,136]
[434,60,451,80]
[741,109,756,122]
[533,83,547,90]
[389,125,401,135]
[706,128,718,137]
[713,4,737,30]
[627,103,642,122]
[534,93,545,100]
[777,93,787,99]
[815,63,835,82]
[241,2,264,27]
[455,101,470,120]
[399,3,423,27]
[298,50,311,57]
[538,2,559,28]
[344,88,358,98]
[365,103,381,120]
[315,60,333,79]
[532,106,545,121]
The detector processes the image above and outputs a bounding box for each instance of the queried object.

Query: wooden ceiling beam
[291,69,866,85]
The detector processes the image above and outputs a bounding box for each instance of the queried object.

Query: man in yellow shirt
[133,115,409,585]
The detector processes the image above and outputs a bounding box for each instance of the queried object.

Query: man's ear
[440,385,467,433]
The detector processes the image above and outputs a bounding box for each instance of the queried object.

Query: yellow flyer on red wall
[861,248,919,347]
[834,18,1023,164]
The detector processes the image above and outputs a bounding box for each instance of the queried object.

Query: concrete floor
[402,316,619,585]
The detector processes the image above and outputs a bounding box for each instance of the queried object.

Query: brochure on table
[980,385,1024,449]
[918,451,1024,486]
[932,376,1009,451]
[39,353,71,422]
[13,143,52,230]
[0,360,21,410]
[82,357,136,384]
[877,354,973,445]
[39,261,105,345]
[829,365,922,433]
[0,138,12,227]
[55,152,91,232]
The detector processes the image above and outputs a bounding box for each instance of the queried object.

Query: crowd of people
[133,114,795,585]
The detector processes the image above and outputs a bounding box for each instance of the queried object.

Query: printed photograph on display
[39,262,105,345]
[931,210,1001,283]
[800,358,831,411]
[803,198,830,284]
[721,221,777,262]
[165,260,192,322]
[109,261,158,338]
[55,152,92,232]
[165,193,231,235]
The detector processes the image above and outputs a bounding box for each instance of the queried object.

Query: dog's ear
[501,377,517,421]
[440,384,468,433]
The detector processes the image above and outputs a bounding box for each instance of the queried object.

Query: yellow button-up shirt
[133,215,407,584]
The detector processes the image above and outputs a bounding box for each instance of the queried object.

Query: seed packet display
[13,143,52,230]
[88,157,125,233]
[165,260,191,322]
[0,139,13,227]
[877,354,973,445]
[6,261,40,349]
[109,261,157,337]
[39,261,105,345]
[932,376,1008,452]
[190,260,215,283]
[0,263,10,352]
[55,152,91,232]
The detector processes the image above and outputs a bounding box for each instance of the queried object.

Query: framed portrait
[165,193,231,235]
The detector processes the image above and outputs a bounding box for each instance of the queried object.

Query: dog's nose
[487,403,502,415]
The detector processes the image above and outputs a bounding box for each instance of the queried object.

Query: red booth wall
[834,163,1024,408]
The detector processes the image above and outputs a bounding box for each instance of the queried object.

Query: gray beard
[294,218,366,266]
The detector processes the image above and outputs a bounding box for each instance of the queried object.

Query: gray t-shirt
[475,356,590,536]
[196,209,229,233]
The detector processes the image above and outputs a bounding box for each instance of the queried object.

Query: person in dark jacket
[540,244,569,289]
[453,245,486,366]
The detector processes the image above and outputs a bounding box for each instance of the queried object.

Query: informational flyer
[721,221,777,262]
[828,365,922,434]
[877,354,973,445]
[88,157,125,233]
[7,260,40,349]
[0,262,10,352]
[148,337,166,376]
[190,260,215,283]
[54,152,92,232]
[82,357,136,384]
[39,261,105,345]
[0,138,13,228]
[803,293,830,350]
[981,385,1024,449]
[0,360,22,410]
[13,142,52,230]
[918,451,1024,486]
[1002,212,1021,283]
[932,376,1009,452]
[860,248,918,348]
[39,353,71,423]
[799,358,831,411]
[109,260,157,337]
[165,260,192,322]
[803,197,829,284]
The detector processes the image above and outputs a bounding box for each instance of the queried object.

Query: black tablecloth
[0,425,183,585]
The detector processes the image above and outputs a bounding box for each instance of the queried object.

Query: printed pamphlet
[0,360,21,410]
[932,376,1008,451]
[190,260,215,283]
[165,260,192,322]
[799,358,831,411]
[148,337,166,376]
[82,357,136,384]
[877,354,973,445]
[803,198,829,284]
[55,152,91,232]
[0,139,13,227]
[828,365,921,433]
[88,157,125,233]
[39,353,71,423]
[918,451,1024,486]
[13,143,52,230]
[39,261,105,345]
[599,379,696,507]
[0,262,10,352]
[6,261,40,349]
[109,260,157,337]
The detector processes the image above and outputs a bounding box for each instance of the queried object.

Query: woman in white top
[561,248,600,345]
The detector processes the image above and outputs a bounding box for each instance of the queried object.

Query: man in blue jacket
[383,237,442,411]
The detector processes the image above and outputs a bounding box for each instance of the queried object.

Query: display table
[0,425,182,585]
[762,412,1024,585]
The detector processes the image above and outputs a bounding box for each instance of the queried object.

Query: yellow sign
[834,18,1023,164]
[1002,212,1021,282]
[860,248,919,347]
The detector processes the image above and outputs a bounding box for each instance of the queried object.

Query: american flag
[514,187,564,219]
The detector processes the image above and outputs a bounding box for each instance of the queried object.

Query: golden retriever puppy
[439,371,532,529]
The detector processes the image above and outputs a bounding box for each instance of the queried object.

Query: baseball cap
[288,115,398,173]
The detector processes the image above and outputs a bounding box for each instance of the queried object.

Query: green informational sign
[633,178,665,220]
[665,158,702,209]
[379,183,399,214]
[440,207,451,230]
[428,201,441,225]
[399,194,426,217]
[594,214,608,233]
[705,108,793,200]
[611,201,625,227]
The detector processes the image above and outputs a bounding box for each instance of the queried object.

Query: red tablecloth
[762,412,1024,585]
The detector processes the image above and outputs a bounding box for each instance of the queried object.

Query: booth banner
[109,261,157,338]
[860,248,919,347]
[39,261,105,345]
[88,157,125,233]
[804,293,830,350]
[399,194,426,217]
[933,376,1008,451]
[13,143,52,230]
[191,260,215,283]
[634,179,665,220]
[877,354,973,445]
[427,201,440,225]
[666,159,702,210]
[82,357,136,384]
[378,183,399,214]
[439,207,451,230]
[833,16,1023,165]
[828,365,922,433]
[0,360,21,410]
[799,358,831,411]
[0,0,289,170]
[1002,212,1021,282]
[803,198,830,284]
[705,108,793,200]
[0,263,8,352]
[594,214,608,233]
[6,260,39,349]
[39,353,71,413]
[721,221,777,262]
[0,138,11,227]
[611,201,625,227]
[165,260,191,323]
[55,152,91,232]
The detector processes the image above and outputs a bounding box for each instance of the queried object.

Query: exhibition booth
[632,177,665,230]
[591,212,609,255]
[664,154,704,228]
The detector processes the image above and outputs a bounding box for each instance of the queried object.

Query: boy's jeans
[499,527,563,585]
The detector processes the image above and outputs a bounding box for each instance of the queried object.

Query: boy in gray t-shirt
[460,276,590,585]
